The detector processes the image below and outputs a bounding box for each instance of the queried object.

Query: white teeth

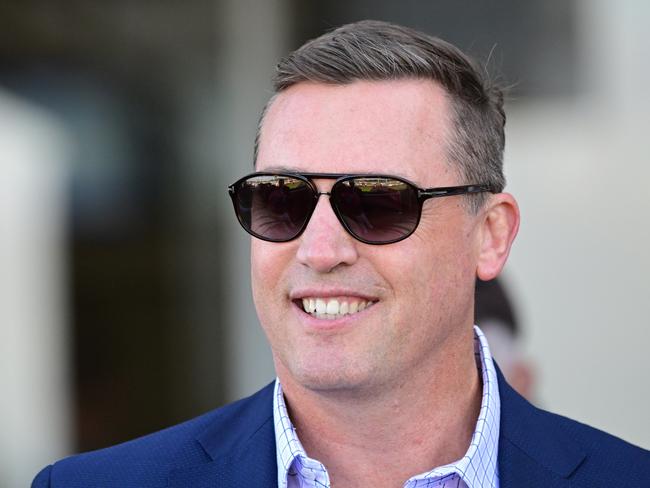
[300,297,375,318]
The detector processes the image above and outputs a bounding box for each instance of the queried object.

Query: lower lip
[291,301,375,331]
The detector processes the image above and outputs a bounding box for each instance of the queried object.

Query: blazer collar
[496,365,586,487]
[168,382,278,488]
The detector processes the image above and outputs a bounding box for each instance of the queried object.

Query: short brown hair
[255,20,507,211]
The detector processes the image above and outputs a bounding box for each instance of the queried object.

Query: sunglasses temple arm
[419,185,491,199]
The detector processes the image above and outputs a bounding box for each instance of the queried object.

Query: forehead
[257,80,455,184]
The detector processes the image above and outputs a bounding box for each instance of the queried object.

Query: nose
[296,194,359,273]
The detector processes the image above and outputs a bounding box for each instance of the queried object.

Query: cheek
[250,242,266,280]
[377,225,476,319]
[251,242,278,310]
[250,241,294,314]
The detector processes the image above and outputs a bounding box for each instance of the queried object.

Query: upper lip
[289,287,379,302]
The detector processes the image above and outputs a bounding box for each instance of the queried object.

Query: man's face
[252,80,485,394]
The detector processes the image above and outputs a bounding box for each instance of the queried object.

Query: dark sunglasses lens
[332,178,420,243]
[234,175,314,241]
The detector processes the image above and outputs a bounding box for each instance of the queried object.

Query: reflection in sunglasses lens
[240,176,313,241]
[333,178,419,243]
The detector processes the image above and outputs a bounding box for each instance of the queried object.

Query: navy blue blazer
[33,368,650,487]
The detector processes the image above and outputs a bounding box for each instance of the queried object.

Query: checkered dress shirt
[273,326,500,488]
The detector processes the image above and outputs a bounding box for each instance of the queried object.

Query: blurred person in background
[475,277,535,401]
[33,20,650,488]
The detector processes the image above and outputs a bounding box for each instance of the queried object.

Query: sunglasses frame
[228,172,494,245]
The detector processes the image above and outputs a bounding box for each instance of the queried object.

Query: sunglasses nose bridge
[303,189,349,237]
[310,190,333,218]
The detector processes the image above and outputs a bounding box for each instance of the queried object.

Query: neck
[278,327,481,488]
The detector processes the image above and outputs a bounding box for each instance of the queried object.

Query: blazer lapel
[168,382,278,488]
[499,436,574,488]
[167,425,277,488]
[496,366,585,488]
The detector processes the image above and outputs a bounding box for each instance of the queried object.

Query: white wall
[506,0,650,448]
[0,91,72,487]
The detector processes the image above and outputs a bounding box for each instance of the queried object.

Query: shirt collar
[273,325,501,488]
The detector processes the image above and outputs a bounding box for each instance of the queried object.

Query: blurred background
[1,0,648,485]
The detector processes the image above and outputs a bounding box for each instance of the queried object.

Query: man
[33,20,650,488]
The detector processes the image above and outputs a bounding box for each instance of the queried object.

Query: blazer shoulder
[31,464,52,488]
[34,382,275,488]
[499,371,650,487]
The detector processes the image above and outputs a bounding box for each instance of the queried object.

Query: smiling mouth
[298,297,376,320]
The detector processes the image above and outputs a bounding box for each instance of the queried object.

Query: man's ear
[476,193,520,281]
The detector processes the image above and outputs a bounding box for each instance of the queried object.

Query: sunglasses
[228,172,494,245]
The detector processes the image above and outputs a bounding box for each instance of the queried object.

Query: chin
[287,361,379,394]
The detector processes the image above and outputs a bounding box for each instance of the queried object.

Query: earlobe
[476,193,520,281]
